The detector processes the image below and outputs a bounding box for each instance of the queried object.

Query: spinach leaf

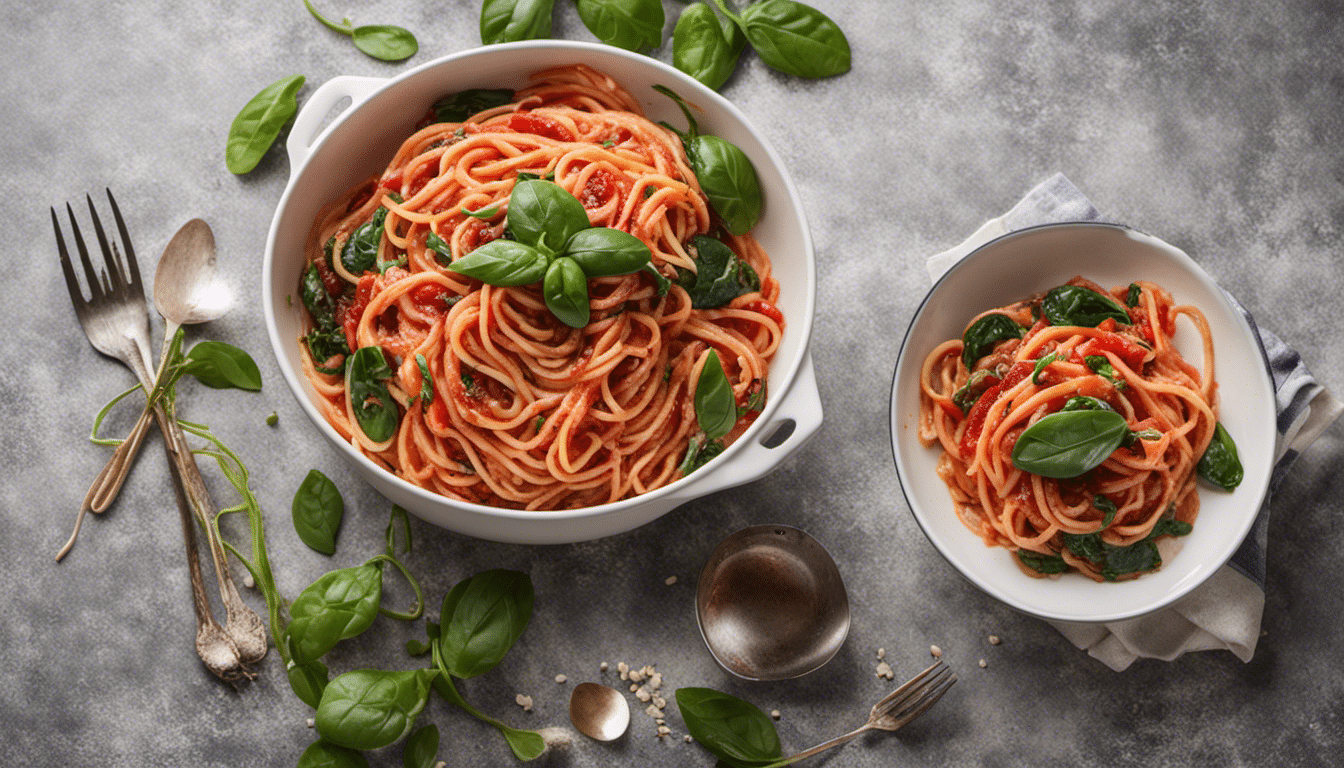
[315,668,436,750]
[286,564,384,664]
[675,687,782,765]
[1061,395,1113,412]
[292,469,344,556]
[183,341,263,391]
[480,0,553,44]
[961,312,1025,369]
[414,354,434,406]
[287,657,330,709]
[733,0,852,78]
[673,2,745,90]
[564,227,651,277]
[679,234,761,308]
[437,569,534,680]
[574,0,664,51]
[1064,513,1193,580]
[432,88,516,123]
[226,74,304,174]
[447,239,550,286]
[695,349,737,439]
[296,740,368,768]
[301,262,334,317]
[1016,549,1069,575]
[1041,284,1129,327]
[543,257,591,328]
[425,231,452,265]
[403,723,439,768]
[342,207,388,276]
[1011,409,1129,478]
[1100,540,1161,579]
[462,204,500,219]
[508,179,592,253]
[307,323,351,373]
[1093,494,1119,528]
[679,434,725,476]
[1197,422,1243,490]
[1062,531,1106,563]
[643,262,672,296]
[345,346,399,442]
[1150,517,1194,538]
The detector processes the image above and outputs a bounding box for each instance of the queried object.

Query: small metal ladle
[695,525,850,681]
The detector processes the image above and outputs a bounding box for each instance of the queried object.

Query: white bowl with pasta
[889,223,1275,622]
[263,41,820,544]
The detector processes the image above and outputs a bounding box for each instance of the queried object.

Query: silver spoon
[57,220,231,561]
[695,525,850,681]
[569,682,630,741]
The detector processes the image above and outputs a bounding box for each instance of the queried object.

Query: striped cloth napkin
[927,173,1342,670]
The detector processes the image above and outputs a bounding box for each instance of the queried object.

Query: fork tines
[52,189,143,312]
[873,659,957,726]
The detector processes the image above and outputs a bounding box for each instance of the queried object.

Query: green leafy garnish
[226,74,304,174]
[303,0,418,62]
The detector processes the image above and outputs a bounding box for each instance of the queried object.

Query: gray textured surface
[4,1,1342,766]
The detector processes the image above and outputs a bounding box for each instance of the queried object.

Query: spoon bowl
[154,218,230,332]
[568,682,629,742]
[696,525,850,681]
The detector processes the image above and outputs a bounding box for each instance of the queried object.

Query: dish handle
[665,350,824,501]
[285,75,386,171]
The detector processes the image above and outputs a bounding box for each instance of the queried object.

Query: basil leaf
[447,239,550,286]
[184,341,263,391]
[679,434,724,476]
[292,469,345,556]
[695,349,737,439]
[286,564,384,664]
[1126,282,1142,308]
[315,668,436,751]
[508,179,592,253]
[500,729,546,760]
[574,0,664,51]
[680,235,761,308]
[1197,422,1244,490]
[1094,494,1118,528]
[1031,352,1058,384]
[301,263,333,317]
[226,74,304,174]
[481,0,554,43]
[564,227,651,277]
[675,687,782,765]
[961,312,1025,369]
[432,88,516,123]
[951,369,993,414]
[342,207,388,276]
[1041,284,1130,327]
[461,204,500,220]
[352,25,418,61]
[1011,409,1130,478]
[673,2,745,90]
[1060,395,1113,412]
[737,0,851,78]
[287,657,330,710]
[1016,549,1069,575]
[543,257,591,328]
[687,134,763,236]
[426,231,452,265]
[642,262,671,296]
[403,723,439,768]
[437,569,534,680]
[415,354,434,406]
[346,346,399,442]
[1085,355,1126,388]
[296,739,368,768]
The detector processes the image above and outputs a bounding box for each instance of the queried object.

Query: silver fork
[52,191,266,678]
[765,660,957,767]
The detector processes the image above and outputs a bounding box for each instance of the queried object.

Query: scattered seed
[515,694,533,712]
[636,687,652,703]
[988,635,1001,645]
[930,645,943,658]
[876,647,886,660]
[645,704,663,719]
[600,661,609,672]
[266,411,279,427]
[243,574,256,589]
[618,662,630,680]
[657,725,672,738]
[979,659,988,668]
[665,575,678,586]
[684,735,694,743]
[770,710,781,720]
[875,661,894,680]
[629,668,645,683]
[306,718,315,728]
[652,696,667,709]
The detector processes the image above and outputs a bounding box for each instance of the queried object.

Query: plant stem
[303,0,354,35]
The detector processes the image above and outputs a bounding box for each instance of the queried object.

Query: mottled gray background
[3,1,1341,766]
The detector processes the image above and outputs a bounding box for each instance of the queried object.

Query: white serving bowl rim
[262,41,820,544]
[888,222,1275,623]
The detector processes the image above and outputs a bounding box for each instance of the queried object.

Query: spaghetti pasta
[296,65,783,511]
[917,276,1221,581]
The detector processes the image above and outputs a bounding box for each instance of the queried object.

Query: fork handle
[757,724,875,768]
[85,406,154,512]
